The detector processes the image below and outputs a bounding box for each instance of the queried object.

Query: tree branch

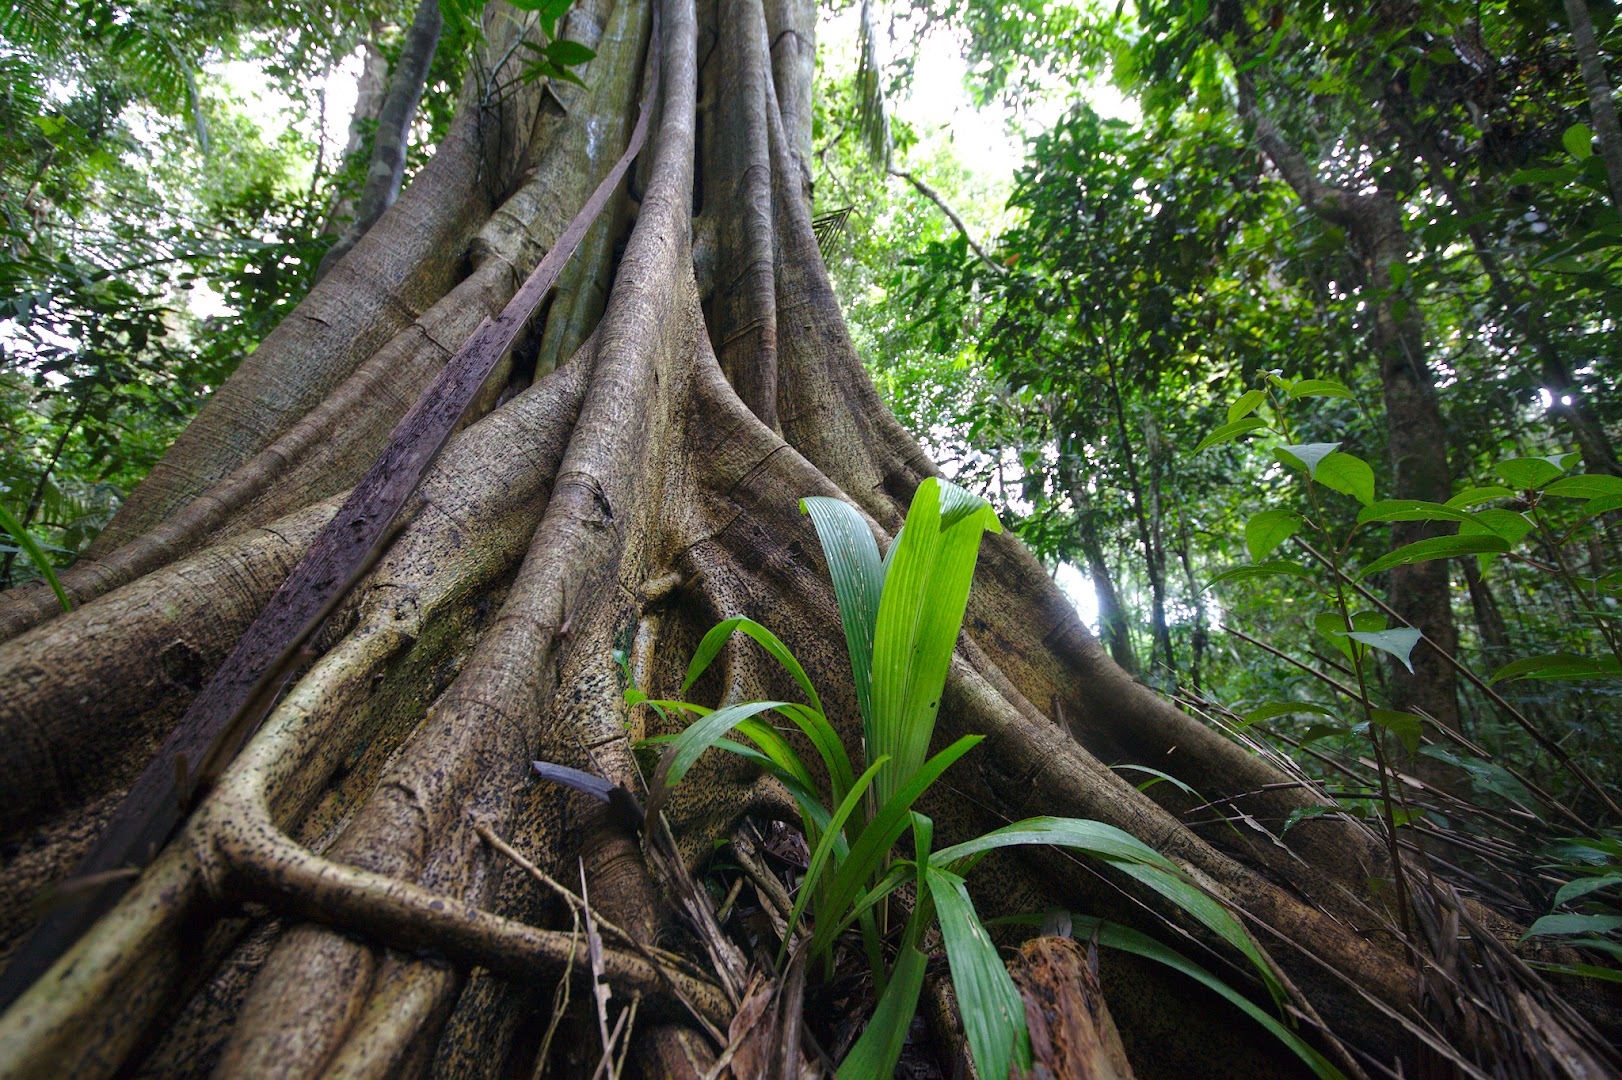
[889,167,1006,272]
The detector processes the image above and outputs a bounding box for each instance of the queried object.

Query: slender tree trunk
[1067,472,1139,675]
[320,27,391,238]
[1233,73,1462,738]
[1102,354,1175,682]
[1563,0,1622,209]
[1391,111,1622,475]
[315,0,446,281]
[0,1,1609,1076]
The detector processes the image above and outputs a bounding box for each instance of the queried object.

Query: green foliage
[636,479,1327,1078]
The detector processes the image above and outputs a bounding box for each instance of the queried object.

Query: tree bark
[320,28,391,238]
[1068,475,1139,676]
[1233,71,1463,739]
[315,0,446,281]
[1562,0,1622,210]
[0,1,1610,1077]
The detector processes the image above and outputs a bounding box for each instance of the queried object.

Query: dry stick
[0,22,662,1010]
[533,911,581,1080]
[1294,538,1621,818]
[474,819,727,1046]
[580,859,617,1071]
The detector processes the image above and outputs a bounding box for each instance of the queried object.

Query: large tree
[0,1,1612,1076]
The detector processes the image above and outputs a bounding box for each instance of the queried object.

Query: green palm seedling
[638,478,1343,1080]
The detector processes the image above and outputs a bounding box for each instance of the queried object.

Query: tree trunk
[320,27,391,238]
[0,2,1608,1077]
[315,0,446,281]
[1069,478,1139,676]
[1232,73,1463,740]
[1563,0,1622,210]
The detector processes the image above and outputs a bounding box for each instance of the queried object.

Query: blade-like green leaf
[681,617,823,716]
[869,478,1000,804]
[802,496,884,730]
[932,817,1283,1008]
[1069,917,1347,1080]
[1228,389,1266,423]
[657,699,791,788]
[838,918,929,1079]
[1194,417,1265,453]
[1357,535,1508,579]
[1245,509,1302,563]
[775,701,857,807]
[812,734,984,957]
[1356,500,1472,526]
[0,503,69,612]
[933,816,1173,872]
[782,754,889,961]
[927,866,1032,1080]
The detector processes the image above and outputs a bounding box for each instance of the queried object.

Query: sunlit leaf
[1245,509,1302,562]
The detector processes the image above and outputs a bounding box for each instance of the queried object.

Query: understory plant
[634,478,1340,1079]
[1199,372,1622,952]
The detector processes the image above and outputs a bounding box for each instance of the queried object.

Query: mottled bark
[0,1,1604,1077]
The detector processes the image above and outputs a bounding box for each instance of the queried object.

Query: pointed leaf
[1288,378,1354,401]
[1241,701,1339,727]
[1523,914,1622,940]
[1544,474,1622,500]
[1553,875,1622,909]
[1227,389,1266,424]
[1356,500,1472,525]
[1194,417,1265,453]
[1313,452,1375,506]
[1357,535,1508,579]
[1489,653,1622,684]
[927,866,1031,1080]
[1495,456,1566,490]
[1345,629,1423,673]
[1366,708,1425,752]
[1564,122,1594,160]
[1203,560,1313,591]
[1245,509,1303,563]
[1445,485,1514,509]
